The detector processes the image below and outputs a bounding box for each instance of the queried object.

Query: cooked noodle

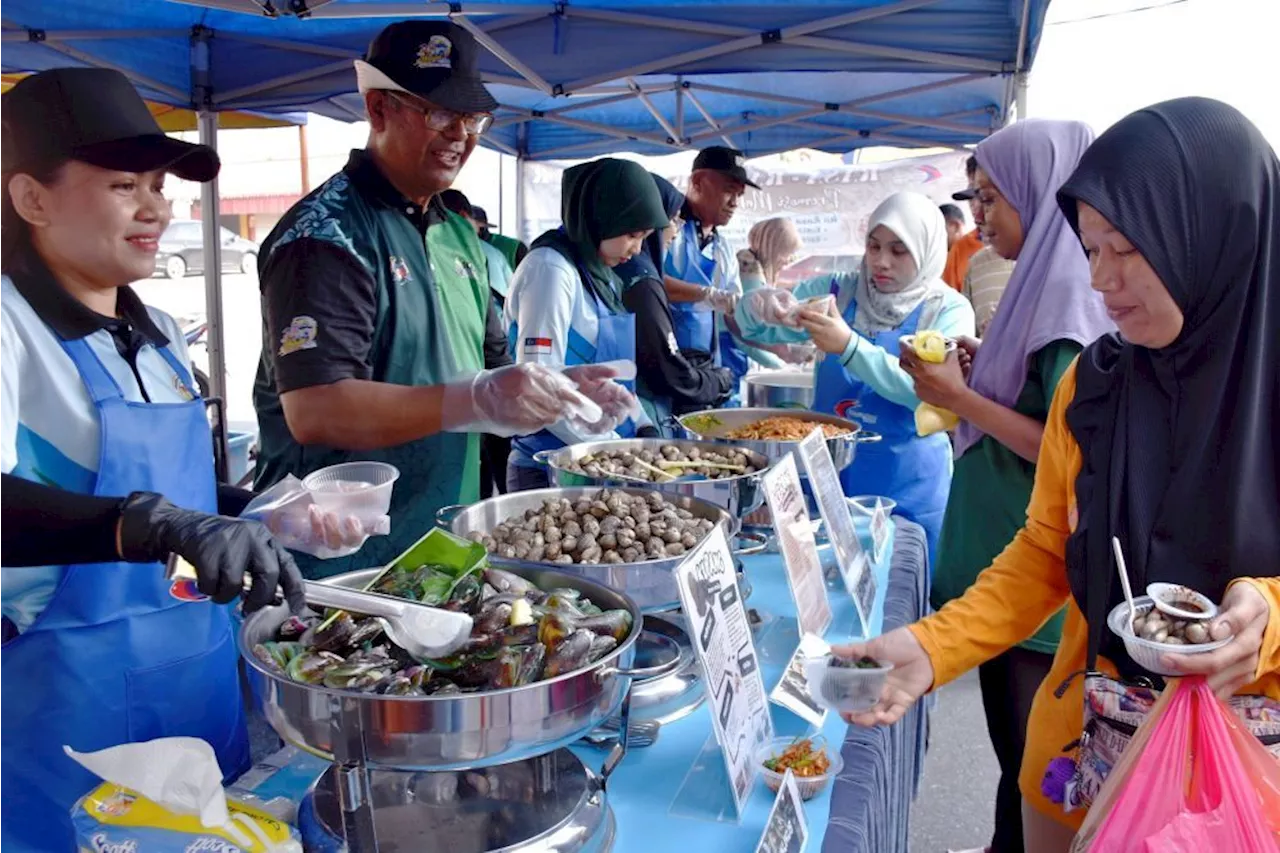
[725,416,851,441]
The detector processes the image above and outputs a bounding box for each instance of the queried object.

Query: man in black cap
[252,21,622,577]
[942,155,986,291]
[663,145,764,404]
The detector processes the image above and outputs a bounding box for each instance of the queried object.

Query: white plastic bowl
[1106,596,1230,677]
[804,654,893,714]
[302,461,399,520]
[756,736,843,801]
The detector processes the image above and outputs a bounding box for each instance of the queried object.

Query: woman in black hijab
[616,173,735,430]
[830,98,1280,850]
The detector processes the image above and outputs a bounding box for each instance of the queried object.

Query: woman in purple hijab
[901,118,1113,853]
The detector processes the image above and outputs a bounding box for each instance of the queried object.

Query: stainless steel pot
[533,438,770,521]
[677,406,879,472]
[437,486,765,613]
[239,566,674,772]
[745,371,815,409]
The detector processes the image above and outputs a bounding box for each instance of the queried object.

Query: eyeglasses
[385,91,493,136]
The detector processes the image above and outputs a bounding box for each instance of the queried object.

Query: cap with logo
[354,21,499,114]
[1,67,219,182]
[952,187,978,201]
[692,145,760,190]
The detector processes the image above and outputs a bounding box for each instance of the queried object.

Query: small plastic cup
[756,736,843,801]
[302,461,399,521]
[804,653,893,714]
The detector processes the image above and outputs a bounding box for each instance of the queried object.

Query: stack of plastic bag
[1070,677,1280,852]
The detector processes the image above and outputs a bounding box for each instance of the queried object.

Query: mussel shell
[499,623,539,647]
[422,680,463,696]
[253,641,304,672]
[541,594,588,619]
[310,613,358,653]
[543,630,593,678]
[348,617,386,648]
[587,634,618,663]
[498,644,547,688]
[578,610,632,643]
[484,567,534,596]
[277,615,318,640]
[446,574,484,614]
[322,661,392,691]
[474,602,514,634]
[285,650,346,684]
[537,612,577,651]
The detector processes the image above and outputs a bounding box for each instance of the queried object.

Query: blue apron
[811,295,952,565]
[510,262,639,471]
[1,338,250,852]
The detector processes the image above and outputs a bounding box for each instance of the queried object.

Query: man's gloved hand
[745,288,801,327]
[441,363,593,437]
[700,286,739,314]
[118,492,307,615]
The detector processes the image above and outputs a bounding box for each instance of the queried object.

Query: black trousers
[977,645,1055,853]
[479,434,512,500]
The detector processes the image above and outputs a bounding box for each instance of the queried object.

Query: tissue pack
[73,782,301,853]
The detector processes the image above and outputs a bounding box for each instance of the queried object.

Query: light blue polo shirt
[1,274,193,632]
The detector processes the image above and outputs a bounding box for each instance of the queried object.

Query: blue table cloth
[571,518,931,853]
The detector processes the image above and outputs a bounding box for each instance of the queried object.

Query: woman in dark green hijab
[505,158,670,491]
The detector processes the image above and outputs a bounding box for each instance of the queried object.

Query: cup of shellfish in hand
[1107,584,1230,677]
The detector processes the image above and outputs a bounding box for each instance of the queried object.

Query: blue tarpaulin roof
[1,0,1050,159]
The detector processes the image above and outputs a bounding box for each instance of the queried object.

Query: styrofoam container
[756,736,843,801]
[1106,595,1231,677]
[302,461,399,520]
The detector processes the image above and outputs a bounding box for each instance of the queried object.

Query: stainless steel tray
[240,566,672,772]
[534,438,770,520]
[437,486,764,613]
[676,406,879,472]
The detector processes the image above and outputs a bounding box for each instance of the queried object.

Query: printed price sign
[869,497,891,565]
[763,454,833,639]
[755,769,809,853]
[676,526,774,816]
[769,633,829,728]
[797,428,875,623]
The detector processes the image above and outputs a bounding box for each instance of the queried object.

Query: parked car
[155,220,259,279]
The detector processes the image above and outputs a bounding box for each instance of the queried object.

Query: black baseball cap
[471,205,491,227]
[952,187,977,201]
[952,155,979,200]
[692,145,760,190]
[354,21,498,114]
[2,68,219,182]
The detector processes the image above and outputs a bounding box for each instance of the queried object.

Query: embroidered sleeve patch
[523,337,553,355]
[279,315,319,356]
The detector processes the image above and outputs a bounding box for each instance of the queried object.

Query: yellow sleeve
[1229,577,1280,683]
[910,361,1080,688]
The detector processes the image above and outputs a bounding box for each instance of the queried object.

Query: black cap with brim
[359,21,499,114]
[75,136,220,183]
[952,187,977,201]
[692,145,760,190]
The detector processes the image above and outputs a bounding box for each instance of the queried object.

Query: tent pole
[1014,73,1029,121]
[198,111,229,408]
[514,156,527,244]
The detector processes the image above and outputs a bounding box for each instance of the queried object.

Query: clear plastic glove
[441,363,595,438]
[241,475,391,560]
[778,343,819,365]
[797,301,854,355]
[745,287,800,327]
[563,363,642,433]
[118,492,306,615]
[700,286,739,314]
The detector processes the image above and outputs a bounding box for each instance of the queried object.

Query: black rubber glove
[118,492,307,615]
[636,425,662,439]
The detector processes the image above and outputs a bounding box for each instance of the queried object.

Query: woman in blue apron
[734,191,976,560]
[0,68,306,852]
[504,158,670,490]
[616,174,736,433]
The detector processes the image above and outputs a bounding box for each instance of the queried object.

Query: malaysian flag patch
[524,337,553,355]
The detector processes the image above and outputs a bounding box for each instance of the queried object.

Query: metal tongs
[165,555,474,658]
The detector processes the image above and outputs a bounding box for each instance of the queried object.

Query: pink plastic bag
[1080,678,1280,853]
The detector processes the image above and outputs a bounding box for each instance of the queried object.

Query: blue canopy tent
[1,0,1049,406]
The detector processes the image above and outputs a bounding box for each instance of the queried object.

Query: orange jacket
[910,359,1280,830]
[942,229,983,292]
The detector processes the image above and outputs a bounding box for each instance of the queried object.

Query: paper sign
[869,497,891,565]
[769,633,829,728]
[763,454,833,639]
[755,769,809,853]
[676,526,774,816]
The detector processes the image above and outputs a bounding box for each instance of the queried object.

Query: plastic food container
[756,736,843,801]
[804,653,893,713]
[302,461,399,520]
[1106,596,1231,677]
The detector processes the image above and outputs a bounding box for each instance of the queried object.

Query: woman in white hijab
[735,191,975,560]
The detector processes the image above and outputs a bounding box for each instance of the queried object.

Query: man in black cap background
[663,145,764,405]
[950,156,1015,335]
[252,21,622,577]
